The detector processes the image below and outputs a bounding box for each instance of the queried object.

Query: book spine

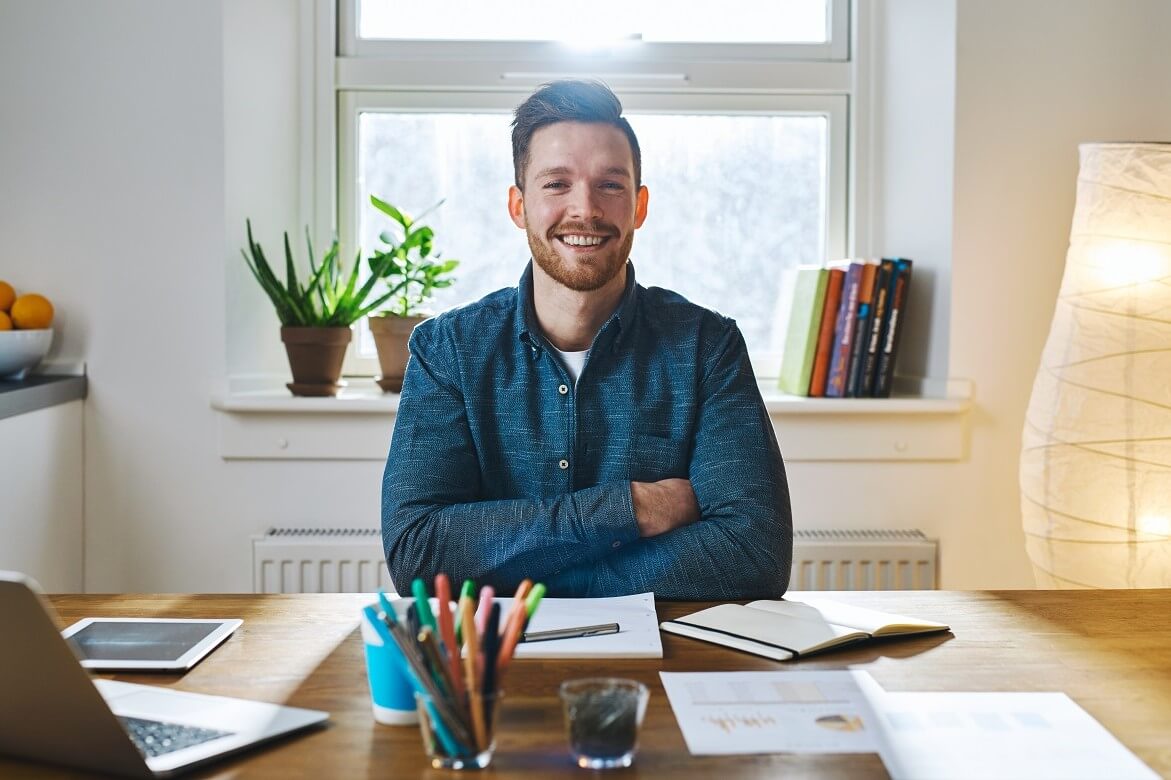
[874,259,913,398]
[844,261,878,398]
[858,259,895,397]
[808,268,845,397]
[777,268,829,396]
[825,262,864,398]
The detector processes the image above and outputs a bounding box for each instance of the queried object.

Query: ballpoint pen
[521,622,620,643]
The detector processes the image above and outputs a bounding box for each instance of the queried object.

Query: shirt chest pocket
[627,432,690,483]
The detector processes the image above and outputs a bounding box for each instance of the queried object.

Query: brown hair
[511,79,642,190]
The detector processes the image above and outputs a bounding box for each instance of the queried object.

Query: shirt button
[558,384,569,395]
[559,459,569,470]
[612,541,622,549]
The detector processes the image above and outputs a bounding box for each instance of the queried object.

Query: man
[382,79,792,599]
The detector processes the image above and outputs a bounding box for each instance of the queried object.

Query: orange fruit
[10,293,54,330]
[0,311,11,330]
[0,281,14,312]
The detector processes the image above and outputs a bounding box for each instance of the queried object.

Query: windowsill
[211,376,972,462]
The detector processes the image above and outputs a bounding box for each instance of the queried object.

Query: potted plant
[242,220,396,397]
[366,195,459,392]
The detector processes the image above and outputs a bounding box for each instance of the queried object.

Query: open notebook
[660,597,949,661]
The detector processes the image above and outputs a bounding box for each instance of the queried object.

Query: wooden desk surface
[4,590,1169,779]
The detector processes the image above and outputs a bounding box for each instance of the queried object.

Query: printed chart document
[501,592,662,659]
[871,691,1159,780]
[660,670,885,755]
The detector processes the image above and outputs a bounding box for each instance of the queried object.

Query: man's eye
[601,182,625,191]
[543,181,568,190]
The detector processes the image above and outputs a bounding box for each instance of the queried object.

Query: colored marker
[411,578,437,632]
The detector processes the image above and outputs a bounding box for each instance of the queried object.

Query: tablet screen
[69,621,222,662]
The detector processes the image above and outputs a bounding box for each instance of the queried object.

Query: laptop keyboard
[118,715,234,758]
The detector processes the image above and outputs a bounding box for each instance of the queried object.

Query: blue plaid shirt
[382,262,792,599]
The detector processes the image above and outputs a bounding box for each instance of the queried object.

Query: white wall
[2,0,1168,592]
[944,0,1171,586]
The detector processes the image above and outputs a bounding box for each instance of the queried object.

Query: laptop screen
[68,622,221,662]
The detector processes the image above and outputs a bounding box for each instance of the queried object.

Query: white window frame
[307,0,863,378]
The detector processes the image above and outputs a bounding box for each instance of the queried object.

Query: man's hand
[631,478,701,538]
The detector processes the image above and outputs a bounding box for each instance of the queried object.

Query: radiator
[251,528,391,594]
[252,527,938,594]
[790,529,938,590]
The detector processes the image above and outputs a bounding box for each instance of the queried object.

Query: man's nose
[567,185,603,221]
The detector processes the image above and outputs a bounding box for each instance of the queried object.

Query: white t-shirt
[551,346,590,386]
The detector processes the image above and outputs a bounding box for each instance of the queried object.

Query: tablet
[61,617,243,671]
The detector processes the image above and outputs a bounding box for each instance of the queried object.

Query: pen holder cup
[560,678,649,769]
[415,689,502,770]
[360,605,418,725]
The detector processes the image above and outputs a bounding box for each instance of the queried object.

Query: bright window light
[355,111,827,364]
[357,0,828,44]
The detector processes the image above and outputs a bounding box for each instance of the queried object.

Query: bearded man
[381,79,792,599]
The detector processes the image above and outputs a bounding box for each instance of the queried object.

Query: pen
[433,574,465,701]
[455,579,475,644]
[494,580,536,674]
[412,578,437,632]
[474,585,495,635]
[523,583,546,630]
[480,603,501,729]
[521,622,620,643]
[460,599,488,752]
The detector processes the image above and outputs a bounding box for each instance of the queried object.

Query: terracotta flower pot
[280,326,352,397]
[368,315,427,392]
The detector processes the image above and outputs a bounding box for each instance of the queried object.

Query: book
[659,597,949,661]
[857,258,896,397]
[777,267,829,396]
[808,267,846,397]
[825,260,866,397]
[844,259,880,397]
[873,258,913,398]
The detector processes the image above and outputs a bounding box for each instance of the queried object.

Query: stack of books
[777,258,913,398]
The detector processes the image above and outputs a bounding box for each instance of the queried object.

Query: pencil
[460,599,488,752]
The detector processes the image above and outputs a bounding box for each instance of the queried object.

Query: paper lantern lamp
[1021,142,1171,588]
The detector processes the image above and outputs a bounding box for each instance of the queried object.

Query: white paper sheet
[507,592,662,659]
[660,670,886,755]
[870,691,1159,780]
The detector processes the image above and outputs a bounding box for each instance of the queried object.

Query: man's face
[509,121,649,292]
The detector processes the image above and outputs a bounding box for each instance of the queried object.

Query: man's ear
[508,185,526,229]
[634,185,649,229]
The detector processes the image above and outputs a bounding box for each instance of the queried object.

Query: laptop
[0,571,329,778]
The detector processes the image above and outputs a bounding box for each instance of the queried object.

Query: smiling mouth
[556,233,611,249]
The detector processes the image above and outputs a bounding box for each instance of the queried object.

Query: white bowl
[0,329,54,380]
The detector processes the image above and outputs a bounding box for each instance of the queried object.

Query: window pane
[356,111,827,364]
[358,0,828,44]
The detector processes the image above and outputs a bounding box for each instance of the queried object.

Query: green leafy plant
[242,220,397,327]
[368,195,460,317]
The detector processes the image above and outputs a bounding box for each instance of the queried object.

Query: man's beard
[527,220,633,292]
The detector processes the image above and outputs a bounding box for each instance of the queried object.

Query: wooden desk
[4,590,1169,778]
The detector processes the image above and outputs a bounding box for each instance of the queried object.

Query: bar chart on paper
[660,671,884,755]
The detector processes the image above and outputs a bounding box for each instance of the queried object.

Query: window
[325,0,854,377]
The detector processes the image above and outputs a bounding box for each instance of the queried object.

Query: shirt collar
[516,260,640,352]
